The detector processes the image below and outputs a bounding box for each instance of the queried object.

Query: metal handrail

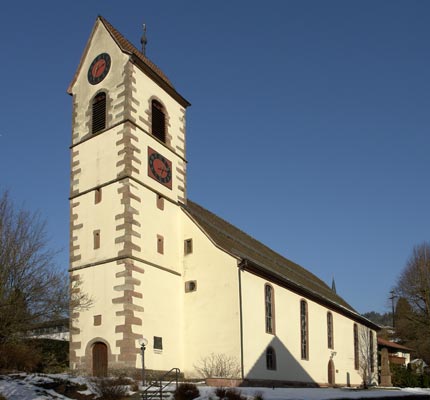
[142,368,181,400]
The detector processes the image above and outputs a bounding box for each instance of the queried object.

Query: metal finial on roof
[141,23,148,56]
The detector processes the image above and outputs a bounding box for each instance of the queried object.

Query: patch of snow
[1,374,430,400]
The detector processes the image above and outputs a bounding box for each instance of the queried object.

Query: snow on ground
[0,374,430,400]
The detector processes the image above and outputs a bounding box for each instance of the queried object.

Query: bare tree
[0,191,67,343]
[393,242,430,363]
[358,327,378,388]
[395,243,430,325]
[194,353,241,379]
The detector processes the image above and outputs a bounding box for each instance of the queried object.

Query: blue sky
[0,1,428,314]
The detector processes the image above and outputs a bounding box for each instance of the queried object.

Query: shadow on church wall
[241,336,317,387]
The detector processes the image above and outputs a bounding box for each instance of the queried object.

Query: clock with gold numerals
[88,53,111,85]
[148,147,172,189]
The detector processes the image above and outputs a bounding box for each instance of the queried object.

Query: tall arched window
[152,100,166,142]
[300,300,309,360]
[327,312,334,349]
[265,284,275,334]
[92,92,106,134]
[266,346,277,370]
[353,323,359,370]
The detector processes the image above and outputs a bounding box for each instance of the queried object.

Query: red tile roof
[98,16,174,89]
[378,337,413,352]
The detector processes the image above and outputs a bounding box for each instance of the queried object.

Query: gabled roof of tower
[98,16,173,88]
[182,200,379,329]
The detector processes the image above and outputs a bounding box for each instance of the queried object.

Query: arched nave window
[266,346,277,370]
[300,300,309,360]
[265,284,275,334]
[327,312,334,349]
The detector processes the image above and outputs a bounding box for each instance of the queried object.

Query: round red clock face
[88,53,111,85]
[149,152,172,184]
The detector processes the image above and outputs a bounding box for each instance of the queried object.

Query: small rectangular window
[157,235,164,254]
[94,315,102,326]
[93,230,100,249]
[184,239,193,255]
[154,336,163,350]
[185,280,197,293]
[95,188,102,204]
[157,194,164,210]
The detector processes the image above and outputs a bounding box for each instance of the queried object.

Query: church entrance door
[92,342,108,376]
[328,359,335,386]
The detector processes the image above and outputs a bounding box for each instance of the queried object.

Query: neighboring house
[68,16,379,386]
[378,337,412,367]
[27,319,69,341]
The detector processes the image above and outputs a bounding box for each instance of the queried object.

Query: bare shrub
[253,391,264,400]
[194,353,241,379]
[215,388,245,400]
[215,387,227,398]
[91,377,128,400]
[0,341,43,372]
[173,382,200,400]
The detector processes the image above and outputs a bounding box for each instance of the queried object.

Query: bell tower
[68,16,190,375]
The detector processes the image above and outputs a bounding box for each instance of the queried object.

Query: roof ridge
[98,15,174,88]
[185,199,341,298]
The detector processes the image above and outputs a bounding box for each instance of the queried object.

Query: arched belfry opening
[92,342,108,377]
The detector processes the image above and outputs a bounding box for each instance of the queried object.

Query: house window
[184,239,193,255]
[327,312,334,349]
[157,194,164,210]
[93,230,100,249]
[369,330,374,373]
[354,323,359,370]
[266,346,276,370]
[94,315,102,326]
[157,235,164,254]
[92,92,106,134]
[95,188,102,204]
[185,280,197,293]
[300,300,309,360]
[152,100,166,142]
[154,336,163,350]
[265,284,275,334]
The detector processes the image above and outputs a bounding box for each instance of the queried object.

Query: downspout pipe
[238,259,247,380]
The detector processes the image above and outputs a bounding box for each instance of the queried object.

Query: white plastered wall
[137,260,184,371]
[72,260,129,360]
[71,184,124,269]
[133,185,183,275]
[181,212,242,378]
[240,270,374,385]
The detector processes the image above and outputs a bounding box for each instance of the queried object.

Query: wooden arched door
[92,342,108,377]
[328,359,335,386]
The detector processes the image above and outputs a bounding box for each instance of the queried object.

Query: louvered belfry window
[92,92,106,134]
[152,100,166,142]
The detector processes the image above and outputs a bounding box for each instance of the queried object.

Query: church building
[68,16,379,387]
